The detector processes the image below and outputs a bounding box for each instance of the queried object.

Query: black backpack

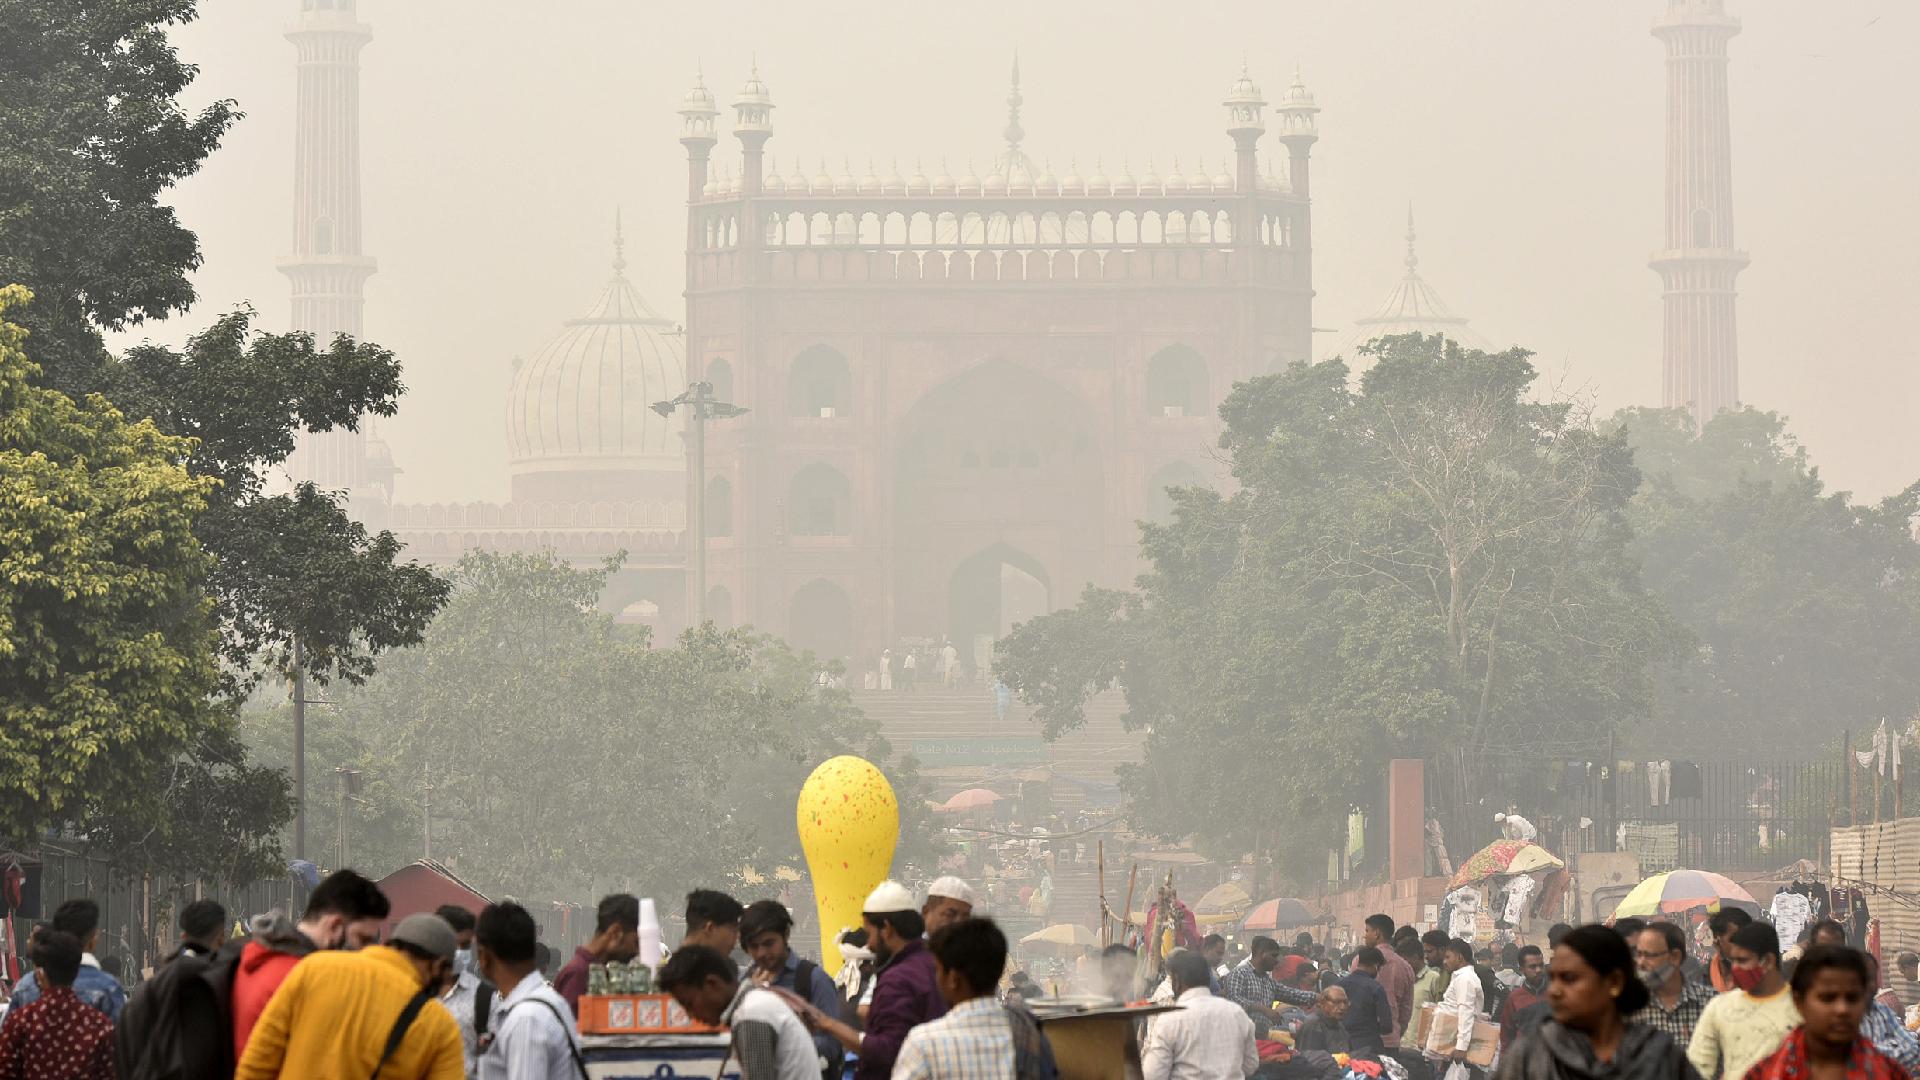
[116,947,234,1080]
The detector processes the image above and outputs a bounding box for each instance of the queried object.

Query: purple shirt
[552,946,595,1014]
[1376,947,1415,1047]
[854,938,947,1080]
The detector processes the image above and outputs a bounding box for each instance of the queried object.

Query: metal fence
[1427,749,1849,874]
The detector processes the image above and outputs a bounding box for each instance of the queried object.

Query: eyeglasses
[1632,950,1671,960]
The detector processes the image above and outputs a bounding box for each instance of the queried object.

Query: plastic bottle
[638,897,663,980]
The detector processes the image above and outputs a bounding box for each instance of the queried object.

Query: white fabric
[864,880,917,913]
[927,876,977,905]
[1440,966,1485,1053]
[1498,814,1537,842]
[1446,888,1482,941]
[724,983,822,1080]
[480,970,582,1080]
[1502,876,1536,926]
[1139,987,1259,1080]
[1770,892,1813,950]
[441,968,483,1078]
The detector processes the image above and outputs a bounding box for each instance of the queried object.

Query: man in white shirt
[662,945,820,1080]
[475,902,585,1080]
[1437,939,1484,1066]
[1140,951,1259,1080]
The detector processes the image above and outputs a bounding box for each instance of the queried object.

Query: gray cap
[389,913,457,960]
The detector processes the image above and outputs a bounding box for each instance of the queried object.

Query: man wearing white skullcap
[923,877,977,935]
[778,882,946,1080]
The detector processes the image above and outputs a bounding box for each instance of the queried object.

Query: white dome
[506,236,686,478]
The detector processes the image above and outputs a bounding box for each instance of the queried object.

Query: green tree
[242,551,935,900]
[996,335,1678,871]
[0,0,237,395]
[1615,406,1920,755]
[0,285,221,843]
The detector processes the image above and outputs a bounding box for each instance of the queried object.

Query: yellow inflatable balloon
[797,755,899,976]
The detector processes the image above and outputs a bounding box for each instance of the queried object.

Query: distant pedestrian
[740,899,844,1075]
[551,894,638,1015]
[115,899,233,1080]
[474,902,584,1080]
[683,890,745,956]
[902,651,919,692]
[1139,950,1258,1080]
[230,868,391,1060]
[234,913,465,1080]
[6,898,125,1021]
[0,928,116,1079]
[436,904,488,1077]
[177,898,230,958]
[1336,947,1394,1058]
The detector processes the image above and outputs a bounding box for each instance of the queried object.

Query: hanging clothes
[1447,887,1483,940]
[1647,761,1671,806]
[1770,891,1813,948]
[1502,876,1537,927]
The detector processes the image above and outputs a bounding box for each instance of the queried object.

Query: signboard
[911,737,1047,766]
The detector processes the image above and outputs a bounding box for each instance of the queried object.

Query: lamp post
[653,381,747,625]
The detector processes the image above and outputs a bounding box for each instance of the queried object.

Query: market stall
[1442,839,1567,942]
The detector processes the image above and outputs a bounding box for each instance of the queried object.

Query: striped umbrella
[1611,869,1759,918]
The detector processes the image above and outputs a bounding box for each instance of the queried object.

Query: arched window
[1692,207,1714,248]
[1145,344,1208,417]
[705,358,734,404]
[1147,460,1207,524]
[706,476,732,537]
[789,463,852,536]
[789,345,852,417]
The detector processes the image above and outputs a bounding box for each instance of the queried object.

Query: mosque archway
[788,578,853,662]
[1146,460,1207,525]
[947,544,1051,664]
[1145,344,1208,417]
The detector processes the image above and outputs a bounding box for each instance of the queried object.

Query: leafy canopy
[996,335,1678,870]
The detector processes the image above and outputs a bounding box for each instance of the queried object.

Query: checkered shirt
[1631,979,1713,1045]
[891,997,1014,1080]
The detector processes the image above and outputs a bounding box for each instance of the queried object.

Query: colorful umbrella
[1020,923,1100,954]
[1242,897,1320,931]
[1193,882,1252,918]
[1611,869,1758,917]
[937,788,1003,812]
[1447,839,1565,889]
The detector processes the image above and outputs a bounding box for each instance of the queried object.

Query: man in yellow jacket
[237,913,466,1080]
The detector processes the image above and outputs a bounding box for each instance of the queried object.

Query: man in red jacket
[230,870,390,1062]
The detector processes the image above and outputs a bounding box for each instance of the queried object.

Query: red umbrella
[1242,897,1320,931]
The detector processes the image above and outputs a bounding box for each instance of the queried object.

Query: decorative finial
[1404,205,1419,274]
[613,208,627,274]
[1004,53,1025,151]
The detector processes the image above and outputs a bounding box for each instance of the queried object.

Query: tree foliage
[1616,406,1920,754]
[995,335,1679,869]
[0,0,237,394]
[241,551,937,901]
[0,285,218,843]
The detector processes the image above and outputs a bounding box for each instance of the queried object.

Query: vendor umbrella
[1021,923,1100,955]
[1242,897,1320,932]
[938,788,1003,812]
[1611,869,1759,918]
[1192,882,1252,918]
[1447,839,1565,889]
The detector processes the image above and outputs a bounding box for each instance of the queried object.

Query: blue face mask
[454,948,473,977]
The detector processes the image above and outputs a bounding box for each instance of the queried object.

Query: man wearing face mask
[236,913,466,1080]
[1631,922,1713,1045]
[437,905,488,1078]
[1686,921,1801,1080]
[230,869,392,1063]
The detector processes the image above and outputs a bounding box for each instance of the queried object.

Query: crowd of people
[5,871,1920,1080]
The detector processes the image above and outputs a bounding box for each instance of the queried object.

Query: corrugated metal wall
[1830,821,1920,957]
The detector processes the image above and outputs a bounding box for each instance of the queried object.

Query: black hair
[1518,945,1543,963]
[1295,932,1315,948]
[1613,917,1647,941]
[1393,925,1420,946]
[740,899,794,944]
[1250,936,1279,955]
[1708,907,1753,937]
[534,942,555,973]
[1101,943,1136,960]
[1395,938,1424,962]
[596,893,640,935]
[1365,914,1395,939]
[1805,919,1847,946]
[928,917,1009,997]
[686,889,744,932]
[476,902,538,965]
[435,905,477,934]
[30,928,83,988]
[1560,924,1650,1014]
[50,898,101,941]
[1422,929,1451,949]
[1500,943,1520,966]
[1355,946,1384,969]
[866,908,925,941]
[1444,939,1474,965]
[1729,920,1781,963]
[1547,923,1573,947]
[1202,933,1225,949]
[1645,922,1687,955]
[1791,945,1872,997]
[179,899,227,941]
[303,870,391,923]
[658,943,739,992]
[840,927,870,949]
[1167,949,1210,990]
[99,954,125,979]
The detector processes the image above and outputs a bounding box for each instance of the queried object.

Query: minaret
[281,0,378,504]
[1652,0,1748,430]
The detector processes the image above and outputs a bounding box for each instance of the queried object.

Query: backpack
[473,980,496,1039]
[116,948,233,1080]
[788,959,839,1080]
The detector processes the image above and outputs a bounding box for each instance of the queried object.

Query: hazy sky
[113,0,1918,505]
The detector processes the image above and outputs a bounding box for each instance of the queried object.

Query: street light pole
[653,381,747,626]
[292,637,306,861]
